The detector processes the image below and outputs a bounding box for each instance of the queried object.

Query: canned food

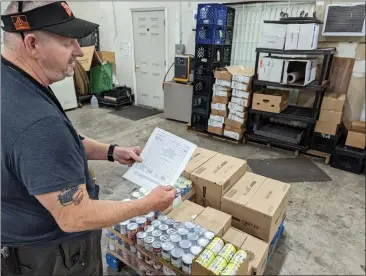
[160,234,170,242]
[127,223,139,241]
[136,231,147,246]
[162,241,174,262]
[145,225,155,236]
[170,234,182,247]
[218,243,236,262]
[130,245,137,253]
[153,261,162,270]
[173,222,182,230]
[204,231,215,241]
[137,250,144,260]
[131,191,142,199]
[136,216,147,232]
[139,187,148,196]
[170,248,184,269]
[159,224,169,233]
[196,249,215,268]
[207,237,224,255]
[197,237,210,248]
[153,241,162,257]
[221,262,240,275]
[119,220,130,235]
[182,253,194,274]
[187,232,199,245]
[108,240,115,251]
[144,236,155,252]
[190,245,203,256]
[158,215,168,223]
[145,212,155,225]
[194,225,205,236]
[163,265,175,276]
[165,218,175,227]
[230,250,247,266]
[184,221,196,232]
[152,230,162,239]
[177,227,189,239]
[166,228,177,236]
[208,256,227,275]
[129,217,136,223]
[179,239,192,253]
[151,220,161,228]
[113,224,119,231]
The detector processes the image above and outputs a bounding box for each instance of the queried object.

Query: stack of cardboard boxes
[208,69,233,136]
[181,147,291,275]
[225,66,254,141]
[315,92,346,135]
[345,121,366,149]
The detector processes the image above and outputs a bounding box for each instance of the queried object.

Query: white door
[132,10,166,110]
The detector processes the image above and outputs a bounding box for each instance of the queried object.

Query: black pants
[2,231,103,276]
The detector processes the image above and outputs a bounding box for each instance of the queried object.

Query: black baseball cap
[1,1,99,39]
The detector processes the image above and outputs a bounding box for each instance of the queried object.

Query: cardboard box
[221,172,290,242]
[194,207,232,237]
[213,84,232,92]
[212,96,230,105]
[345,121,366,149]
[226,66,254,84]
[208,126,224,136]
[314,121,339,135]
[213,89,231,97]
[211,109,228,117]
[231,81,251,92]
[233,89,251,99]
[230,110,246,119]
[258,57,284,83]
[319,110,343,124]
[183,147,217,179]
[215,78,231,88]
[224,125,245,141]
[231,97,250,107]
[222,227,269,275]
[252,90,289,113]
[192,154,247,210]
[76,46,102,71]
[226,115,248,129]
[282,59,317,86]
[214,69,232,82]
[97,51,116,72]
[167,200,205,222]
[211,103,227,111]
[228,102,247,113]
[321,92,346,112]
[285,24,319,50]
[209,114,225,124]
[259,23,287,49]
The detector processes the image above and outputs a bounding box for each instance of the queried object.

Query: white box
[230,110,246,118]
[208,119,224,128]
[215,79,231,88]
[213,90,230,97]
[258,57,284,83]
[285,24,320,50]
[229,113,245,124]
[229,102,246,112]
[209,114,225,124]
[232,89,251,99]
[211,103,227,111]
[231,81,250,91]
[259,23,287,49]
[282,59,317,86]
[231,97,249,107]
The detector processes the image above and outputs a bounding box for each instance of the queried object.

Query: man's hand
[143,186,176,211]
[113,146,143,167]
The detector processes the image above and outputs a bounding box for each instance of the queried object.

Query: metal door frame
[130,7,168,109]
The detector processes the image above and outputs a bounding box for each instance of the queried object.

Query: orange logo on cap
[11,15,30,30]
[61,2,72,17]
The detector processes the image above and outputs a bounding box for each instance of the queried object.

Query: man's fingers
[133,147,141,156]
[129,151,143,163]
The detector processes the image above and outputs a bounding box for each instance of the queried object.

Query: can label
[208,256,227,275]
[221,262,240,275]
[182,262,192,274]
[162,250,171,262]
[171,257,182,269]
[206,237,224,255]
[195,249,215,268]
[218,243,236,262]
[231,250,247,266]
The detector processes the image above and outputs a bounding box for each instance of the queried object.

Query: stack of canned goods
[195,237,247,275]
[174,176,193,197]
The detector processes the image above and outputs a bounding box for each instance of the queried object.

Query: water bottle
[91,95,99,109]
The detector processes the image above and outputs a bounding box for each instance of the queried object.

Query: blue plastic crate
[267,220,285,263]
[105,253,120,269]
[196,24,231,45]
[197,4,228,26]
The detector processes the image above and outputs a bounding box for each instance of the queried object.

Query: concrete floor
[67,106,365,275]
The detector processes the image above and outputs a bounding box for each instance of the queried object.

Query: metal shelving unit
[247,47,336,154]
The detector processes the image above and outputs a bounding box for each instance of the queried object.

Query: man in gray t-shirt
[1,1,175,275]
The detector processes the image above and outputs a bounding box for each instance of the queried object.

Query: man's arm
[35,184,176,233]
[82,137,142,166]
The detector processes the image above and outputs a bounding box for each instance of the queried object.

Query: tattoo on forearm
[58,186,84,206]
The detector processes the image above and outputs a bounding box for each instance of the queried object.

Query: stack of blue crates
[191,4,235,131]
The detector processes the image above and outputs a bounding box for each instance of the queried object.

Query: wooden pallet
[305,149,331,164]
[186,124,243,145]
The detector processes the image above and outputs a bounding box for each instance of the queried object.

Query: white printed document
[123,128,197,190]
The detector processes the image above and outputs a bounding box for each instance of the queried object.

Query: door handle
[135,65,140,69]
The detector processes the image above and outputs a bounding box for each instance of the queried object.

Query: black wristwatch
[108,144,118,162]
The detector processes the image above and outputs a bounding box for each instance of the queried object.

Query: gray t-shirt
[1,56,99,247]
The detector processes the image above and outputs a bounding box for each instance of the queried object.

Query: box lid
[226,66,254,77]
[222,227,248,248]
[241,234,269,274]
[168,200,205,222]
[184,147,217,175]
[350,121,366,133]
[194,207,232,236]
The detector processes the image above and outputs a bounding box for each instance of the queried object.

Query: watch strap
[108,144,118,162]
